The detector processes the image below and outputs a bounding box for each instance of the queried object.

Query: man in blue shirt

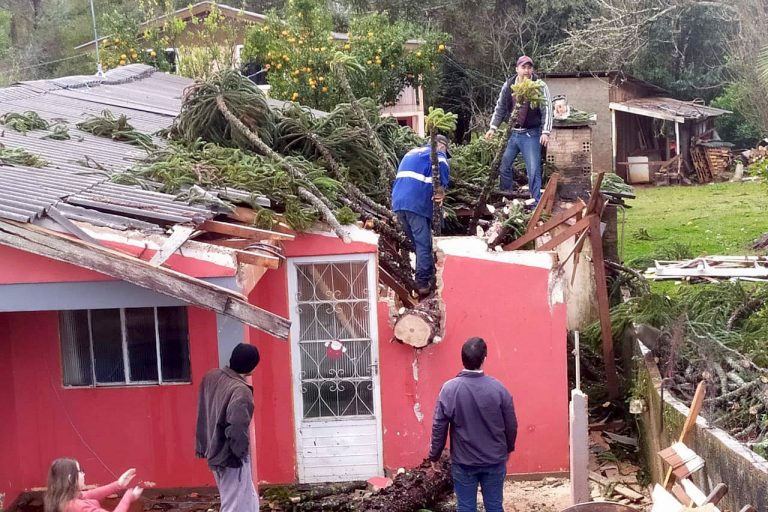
[391,134,451,296]
[428,337,518,512]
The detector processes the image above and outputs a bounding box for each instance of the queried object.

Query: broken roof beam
[0,219,290,339]
[201,219,295,241]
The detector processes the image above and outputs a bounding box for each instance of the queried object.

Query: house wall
[0,307,220,507]
[546,77,612,173]
[250,234,569,483]
[377,242,570,477]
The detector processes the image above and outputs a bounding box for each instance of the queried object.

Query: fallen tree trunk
[360,459,453,512]
[394,297,442,348]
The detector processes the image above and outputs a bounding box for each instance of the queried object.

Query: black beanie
[229,343,260,374]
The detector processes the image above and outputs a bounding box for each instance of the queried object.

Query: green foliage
[0,145,48,167]
[748,157,768,178]
[511,78,546,108]
[243,0,447,110]
[425,106,458,134]
[76,110,154,148]
[0,111,50,133]
[98,4,176,72]
[711,84,764,149]
[0,10,10,59]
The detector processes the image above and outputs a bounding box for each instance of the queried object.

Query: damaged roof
[0,64,270,227]
[609,97,731,123]
[0,64,291,338]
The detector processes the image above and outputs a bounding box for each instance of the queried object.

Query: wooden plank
[235,249,281,269]
[201,219,295,241]
[503,200,585,251]
[537,215,593,252]
[588,471,643,501]
[379,265,417,308]
[526,172,560,232]
[208,238,258,249]
[663,381,707,489]
[149,225,196,267]
[46,206,102,246]
[585,172,604,216]
[703,483,728,505]
[0,219,290,339]
[588,214,619,399]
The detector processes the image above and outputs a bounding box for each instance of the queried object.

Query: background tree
[243,0,447,111]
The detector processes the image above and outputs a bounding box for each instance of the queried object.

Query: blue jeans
[499,128,542,202]
[396,210,433,289]
[451,461,506,512]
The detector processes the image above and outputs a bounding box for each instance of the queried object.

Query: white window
[59,307,190,387]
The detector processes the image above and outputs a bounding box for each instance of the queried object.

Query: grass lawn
[622,181,768,267]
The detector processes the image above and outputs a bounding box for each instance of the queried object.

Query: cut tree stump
[393,298,442,348]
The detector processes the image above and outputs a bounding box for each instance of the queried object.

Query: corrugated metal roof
[0,65,219,227]
[610,97,731,122]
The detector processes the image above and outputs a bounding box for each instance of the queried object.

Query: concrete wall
[634,340,768,511]
[546,77,612,172]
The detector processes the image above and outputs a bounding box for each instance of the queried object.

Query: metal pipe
[89,0,104,77]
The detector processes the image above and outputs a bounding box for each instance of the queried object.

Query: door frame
[286,253,384,482]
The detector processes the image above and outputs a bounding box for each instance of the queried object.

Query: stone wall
[633,338,768,511]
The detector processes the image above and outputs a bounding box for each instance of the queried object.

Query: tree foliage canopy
[243,0,448,111]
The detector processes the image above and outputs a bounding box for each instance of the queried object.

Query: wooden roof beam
[0,219,290,339]
[201,219,295,241]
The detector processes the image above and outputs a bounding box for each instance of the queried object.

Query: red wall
[0,307,220,505]
[249,234,568,482]
[378,255,570,476]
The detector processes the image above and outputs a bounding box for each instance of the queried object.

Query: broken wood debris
[647,256,768,281]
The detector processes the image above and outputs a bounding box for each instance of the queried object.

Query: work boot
[416,283,432,298]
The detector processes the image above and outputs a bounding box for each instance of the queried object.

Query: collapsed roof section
[0,64,292,339]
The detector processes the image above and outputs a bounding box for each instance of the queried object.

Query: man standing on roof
[391,134,451,297]
[485,55,552,204]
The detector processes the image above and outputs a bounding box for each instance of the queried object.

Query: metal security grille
[295,261,374,419]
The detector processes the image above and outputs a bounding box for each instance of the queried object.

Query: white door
[287,254,384,483]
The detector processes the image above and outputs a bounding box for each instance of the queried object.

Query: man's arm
[502,392,518,453]
[486,79,513,137]
[427,391,451,461]
[540,81,553,143]
[439,155,450,189]
[225,388,255,461]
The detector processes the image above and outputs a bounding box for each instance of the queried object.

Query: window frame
[61,306,191,388]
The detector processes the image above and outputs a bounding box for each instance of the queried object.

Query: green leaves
[510,79,546,109]
[76,110,154,148]
[425,106,458,134]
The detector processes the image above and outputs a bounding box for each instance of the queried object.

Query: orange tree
[243,0,447,111]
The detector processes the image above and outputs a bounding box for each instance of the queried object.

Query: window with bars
[59,307,191,387]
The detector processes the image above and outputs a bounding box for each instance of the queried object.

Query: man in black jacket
[428,337,517,512]
[196,343,261,511]
[485,55,553,204]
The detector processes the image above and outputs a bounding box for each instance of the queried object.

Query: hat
[229,343,260,374]
[516,55,534,67]
[435,134,452,158]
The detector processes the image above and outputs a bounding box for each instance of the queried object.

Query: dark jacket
[428,370,517,467]
[195,367,254,469]
[489,74,553,134]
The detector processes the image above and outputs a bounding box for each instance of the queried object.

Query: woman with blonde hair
[43,458,143,512]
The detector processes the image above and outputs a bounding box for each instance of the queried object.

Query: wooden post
[588,213,619,399]
[674,121,682,178]
[611,109,618,174]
